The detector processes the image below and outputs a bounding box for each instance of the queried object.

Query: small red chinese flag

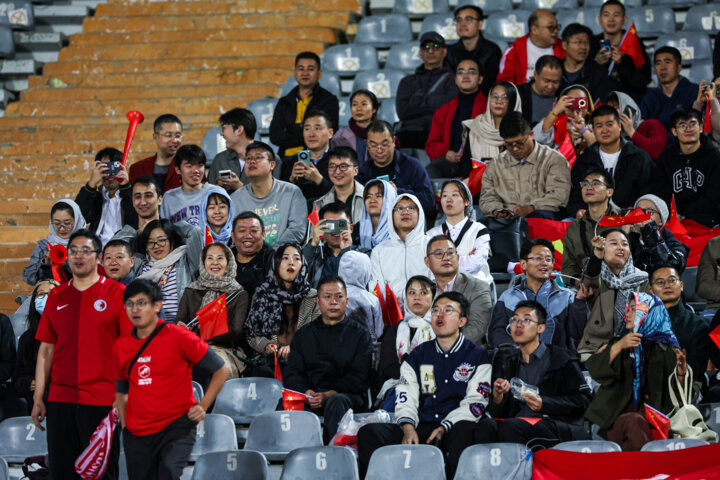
[204,225,214,246]
[645,404,670,440]
[466,160,487,197]
[307,205,319,226]
[274,348,283,383]
[597,206,651,227]
[47,242,68,283]
[558,131,577,168]
[282,388,307,411]
[195,293,229,341]
[666,195,688,236]
[373,282,390,326]
[710,324,720,351]
[385,283,403,326]
[619,23,646,69]
[704,93,713,133]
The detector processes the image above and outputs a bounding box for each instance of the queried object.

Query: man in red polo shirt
[114,279,229,479]
[32,230,132,480]
[129,114,183,194]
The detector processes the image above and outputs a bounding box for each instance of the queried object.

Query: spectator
[427,180,491,281]
[589,0,651,104]
[357,292,492,479]
[129,113,183,193]
[270,51,339,158]
[561,168,622,281]
[462,81,522,162]
[244,243,320,377]
[207,108,255,193]
[159,145,223,227]
[605,91,667,161]
[198,189,235,245]
[446,5,501,95]
[230,141,308,246]
[559,24,608,102]
[641,47,699,138]
[230,211,273,298]
[489,239,589,349]
[23,199,86,286]
[370,194,431,306]
[304,202,359,287]
[694,80,720,150]
[534,84,596,156]
[111,176,163,253]
[425,58,488,178]
[75,147,133,247]
[649,265,709,383]
[283,276,372,440]
[577,229,649,361]
[281,110,335,206]
[114,279,229,479]
[517,55,562,126]
[567,105,652,217]
[424,235,493,346]
[479,112,571,220]
[481,300,592,447]
[314,147,365,224]
[176,243,249,380]
[13,280,58,411]
[396,32,458,149]
[696,237,720,321]
[497,9,565,85]
[134,219,203,323]
[102,239,136,286]
[652,108,720,228]
[357,121,435,214]
[626,195,688,274]
[585,291,682,451]
[354,178,398,249]
[32,230,132,479]
[338,250,383,366]
[331,89,378,162]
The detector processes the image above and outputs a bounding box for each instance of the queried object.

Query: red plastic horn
[121,110,145,167]
[48,243,68,264]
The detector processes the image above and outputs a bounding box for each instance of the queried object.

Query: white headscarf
[46,199,86,246]
[464,82,522,160]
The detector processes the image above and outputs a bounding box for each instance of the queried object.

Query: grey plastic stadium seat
[484,10,534,42]
[365,445,446,480]
[201,127,225,165]
[280,446,359,480]
[247,98,278,136]
[420,14,460,43]
[189,414,238,462]
[191,450,268,480]
[648,0,703,6]
[0,458,7,480]
[555,8,603,35]
[454,443,532,480]
[338,97,351,128]
[355,14,413,47]
[584,0,642,7]
[698,403,720,435]
[279,72,342,98]
[519,0,578,11]
[0,27,14,58]
[683,5,720,33]
[689,59,713,85]
[192,381,203,403]
[640,438,708,451]
[626,7,675,37]
[351,69,405,99]
[460,0,514,14]
[655,32,712,63]
[244,411,323,462]
[0,1,34,30]
[553,440,621,453]
[386,42,422,74]
[378,99,400,124]
[0,417,47,462]
[679,266,707,312]
[323,44,379,76]
[213,378,283,424]
[393,0,450,16]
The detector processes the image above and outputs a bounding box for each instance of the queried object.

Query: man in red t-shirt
[32,230,133,480]
[114,279,229,479]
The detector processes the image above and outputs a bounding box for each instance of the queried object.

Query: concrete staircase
[0,0,361,314]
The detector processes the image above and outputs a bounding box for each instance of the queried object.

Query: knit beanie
[634,194,669,226]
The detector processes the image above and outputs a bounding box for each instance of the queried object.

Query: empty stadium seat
[279,72,342,98]
[454,443,533,480]
[393,0,450,16]
[280,446,360,480]
[191,450,268,480]
[189,414,238,462]
[338,97,351,128]
[365,444,446,480]
[679,266,707,313]
[323,44,379,76]
[201,127,225,165]
[519,0,578,11]
[555,8,603,35]
[553,440,621,453]
[420,14,459,42]
[484,11,533,42]
[626,7,675,37]
[640,438,708,451]
[244,411,323,462]
[0,458,8,480]
[355,14,413,47]
[0,27,14,58]
[247,98,278,136]
[655,32,712,64]
[212,378,283,424]
[386,42,422,74]
[351,69,405,99]
[0,416,47,463]
[192,381,203,403]
[698,403,720,434]
[689,59,714,84]
[0,1,34,30]
[584,0,642,7]
[647,0,704,6]
[683,5,720,34]
[378,99,400,124]
[460,0,514,14]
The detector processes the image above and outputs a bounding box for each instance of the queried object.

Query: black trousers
[46,401,119,480]
[473,417,576,449]
[123,415,196,480]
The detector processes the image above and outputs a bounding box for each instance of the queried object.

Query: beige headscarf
[463,82,522,160]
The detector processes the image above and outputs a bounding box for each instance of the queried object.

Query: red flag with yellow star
[619,23,645,69]
[195,293,228,341]
[666,195,688,236]
[598,206,651,227]
[204,225,214,246]
[282,388,307,411]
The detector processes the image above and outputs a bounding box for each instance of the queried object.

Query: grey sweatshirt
[159,183,223,227]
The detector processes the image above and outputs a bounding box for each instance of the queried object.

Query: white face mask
[34,295,48,315]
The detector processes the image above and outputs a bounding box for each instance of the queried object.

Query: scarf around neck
[600,255,648,336]
[138,245,187,283]
[396,308,435,362]
[185,243,242,308]
[46,199,87,247]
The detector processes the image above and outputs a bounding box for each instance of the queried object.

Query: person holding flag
[198,189,235,246]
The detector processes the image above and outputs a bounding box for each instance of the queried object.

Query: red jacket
[497,35,565,85]
[128,154,182,193]
[425,93,487,160]
[631,119,667,162]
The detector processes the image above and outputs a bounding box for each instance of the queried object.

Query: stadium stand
[453,443,533,480]
[365,444,446,480]
[280,446,360,480]
[640,439,709,451]
[553,440,622,453]
[191,450,269,480]
[244,411,324,462]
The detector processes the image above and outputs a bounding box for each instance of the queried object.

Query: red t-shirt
[36,277,132,406]
[113,322,209,436]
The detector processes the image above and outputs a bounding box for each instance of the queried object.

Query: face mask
[34,296,48,314]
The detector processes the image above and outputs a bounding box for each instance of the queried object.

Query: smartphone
[568,97,589,110]
[600,39,611,52]
[297,149,311,166]
[104,160,122,175]
[323,219,348,234]
[376,174,390,182]
[218,169,233,178]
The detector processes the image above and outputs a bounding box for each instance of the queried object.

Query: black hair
[454,4,484,19]
[433,291,470,318]
[94,147,122,164]
[173,144,207,169]
[153,114,182,134]
[367,119,394,136]
[600,227,629,242]
[207,192,230,208]
[426,234,456,256]
[50,201,75,219]
[561,23,592,43]
[327,146,358,166]
[499,111,531,139]
[123,278,163,303]
[363,179,386,200]
[600,0,626,16]
[535,55,562,74]
[582,167,615,189]
[319,201,352,220]
[138,219,184,255]
[441,179,470,205]
[219,108,257,140]
[103,239,133,257]
[68,229,102,256]
[272,243,304,290]
[649,264,680,282]
[591,105,620,124]
[27,280,59,334]
[520,238,555,260]
[317,275,347,295]
[455,57,483,77]
[302,110,334,129]
[132,175,162,195]
[232,211,265,231]
[670,107,702,128]
[406,275,437,297]
[245,141,276,163]
[514,299,548,324]
[295,51,321,69]
[491,82,518,113]
[350,89,379,114]
[654,46,682,65]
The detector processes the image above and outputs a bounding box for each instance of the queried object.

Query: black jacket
[589,32,651,105]
[559,60,610,105]
[568,139,653,218]
[395,64,458,133]
[232,243,273,299]
[652,135,720,228]
[280,150,333,208]
[75,183,136,233]
[629,222,688,274]
[516,81,559,127]
[445,35,502,95]
[284,317,372,396]
[269,84,340,158]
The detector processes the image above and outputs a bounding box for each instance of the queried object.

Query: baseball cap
[419,31,446,48]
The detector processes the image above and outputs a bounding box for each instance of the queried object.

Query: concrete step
[0,243,36,258]
[3,183,82,199]
[1,137,201,155]
[0,121,216,142]
[0,169,89,185]
[0,199,58,214]
[95,0,361,16]
[0,259,28,277]
[0,113,220,127]
[0,227,48,244]
[0,213,50,227]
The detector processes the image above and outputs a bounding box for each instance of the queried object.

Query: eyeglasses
[535,23,560,32]
[393,206,418,213]
[328,163,353,172]
[579,180,607,189]
[68,247,98,256]
[52,222,74,231]
[675,121,699,130]
[454,15,480,24]
[641,208,659,216]
[652,277,680,287]
[36,292,50,299]
[146,238,168,249]
[490,94,509,104]
[428,249,457,259]
[157,132,183,139]
[456,69,479,77]
[504,136,529,150]
[526,255,553,263]
[246,155,269,163]
[124,299,150,309]
[368,141,393,151]
[422,43,442,50]
[431,306,460,316]
[509,317,539,327]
